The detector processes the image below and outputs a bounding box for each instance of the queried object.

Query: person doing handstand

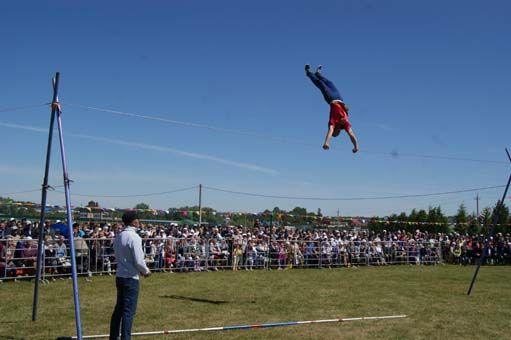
[305,65,359,152]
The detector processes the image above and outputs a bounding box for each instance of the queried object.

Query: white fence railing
[1,236,506,281]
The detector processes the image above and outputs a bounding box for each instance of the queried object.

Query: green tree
[135,202,150,210]
[397,212,407,221]
[393,212,409,232]
[492,201,509,234]
[427,206,438,223]
[367,216,386,233]
[467,213,480,235]
[433,206,449,233]
[454,203,468,234]
[409,209,418,222]
[416,209,428,222]
[291,207,307,224]
[479,207,492,227]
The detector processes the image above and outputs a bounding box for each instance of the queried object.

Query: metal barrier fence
[2,236,506,281]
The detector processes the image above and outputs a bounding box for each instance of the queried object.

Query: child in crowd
[232,243,243,271]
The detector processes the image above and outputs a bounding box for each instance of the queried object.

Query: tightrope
[58,314,407,339]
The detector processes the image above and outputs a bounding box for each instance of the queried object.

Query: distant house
[74,201,113,221]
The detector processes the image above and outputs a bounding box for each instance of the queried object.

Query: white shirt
[114,226,150,279]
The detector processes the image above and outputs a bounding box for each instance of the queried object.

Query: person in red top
[305,65,359,152]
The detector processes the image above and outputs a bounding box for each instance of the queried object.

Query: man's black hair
[122,210,139,226]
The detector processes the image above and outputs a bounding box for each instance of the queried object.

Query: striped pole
[58,314,407,339]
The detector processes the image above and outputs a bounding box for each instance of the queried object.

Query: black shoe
[305,64,311,72]
[316,65,322,74]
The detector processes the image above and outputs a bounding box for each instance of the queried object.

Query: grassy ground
[0,265,510,340]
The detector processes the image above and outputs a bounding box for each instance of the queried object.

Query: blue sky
[1,0,510,216]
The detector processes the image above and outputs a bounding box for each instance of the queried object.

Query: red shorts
[329,102,351,131]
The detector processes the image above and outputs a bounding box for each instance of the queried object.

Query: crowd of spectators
[1,217,510,281]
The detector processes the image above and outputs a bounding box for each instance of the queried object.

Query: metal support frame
[467,148,511,295]
[32,72,83,339]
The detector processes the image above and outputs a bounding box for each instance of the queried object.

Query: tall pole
[54,77,83,339]
[33,73,59,321]
[467,148,511,295]
[476,194,480,218]
[268,211,273,271]
[198,184,202,226]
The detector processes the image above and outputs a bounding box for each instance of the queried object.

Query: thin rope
[65,103,508,165]
[362,150,508,165]
[66,103,314,147]
[202,184,505,201]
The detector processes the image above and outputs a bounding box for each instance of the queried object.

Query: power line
[66,102,508,165]
[3,183,506,201]
[53,185,199,198]
[1,188,42,195]
[202,184,506,201]
[0,185,64,196]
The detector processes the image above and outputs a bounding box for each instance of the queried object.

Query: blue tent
[51,222,70,239]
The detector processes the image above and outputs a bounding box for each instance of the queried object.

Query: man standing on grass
[110,211,151,340]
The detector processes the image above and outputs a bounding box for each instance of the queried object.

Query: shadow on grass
[160,294,229,305]
[160,294,257,305]
[0,335,27,340]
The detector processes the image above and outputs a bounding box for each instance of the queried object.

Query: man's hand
[143,270,151,278]
[323,144,330,150]
[352,147,359,153]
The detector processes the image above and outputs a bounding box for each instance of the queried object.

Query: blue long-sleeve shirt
[114,226,150,279]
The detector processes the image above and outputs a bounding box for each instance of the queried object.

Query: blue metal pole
[54,74,83,339]
[467,148,511,295]
[32,73,59,321]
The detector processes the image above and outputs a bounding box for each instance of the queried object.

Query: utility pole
[198,184,202,227]
[475,194,480,218]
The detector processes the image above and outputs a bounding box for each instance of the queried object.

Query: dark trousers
[110,277,140,340]
[306,70,343,104]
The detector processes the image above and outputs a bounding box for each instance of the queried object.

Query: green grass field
[1,265,510,340]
